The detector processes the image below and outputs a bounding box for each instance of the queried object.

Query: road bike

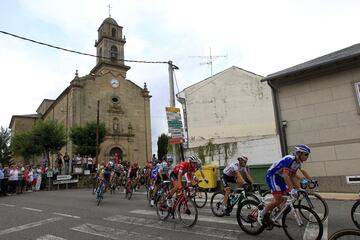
[152,180,172,206]
[262,179,328,222]
[236,189,323,240]
[186,180,208,208]
[210,186,259,217]
[96,180,106,206]
[328,229,360,239]
[351,192,360,229]
[156,186,198,228]
[125,178,133,200]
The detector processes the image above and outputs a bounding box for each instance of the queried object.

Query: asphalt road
[0,188,357,240]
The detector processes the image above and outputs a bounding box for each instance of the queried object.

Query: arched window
[112,28,116,38]
[110,45,118,61]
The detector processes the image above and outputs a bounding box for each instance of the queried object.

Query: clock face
[110,79,119,88]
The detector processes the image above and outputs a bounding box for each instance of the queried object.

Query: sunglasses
[303,153,309,157]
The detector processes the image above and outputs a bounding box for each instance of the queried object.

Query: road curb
[317,192,359,201]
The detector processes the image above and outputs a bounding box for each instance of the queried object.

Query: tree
[70,121,106,157]
[157,133,169,161]
[11,130,42,164]
[32,119,66,165]
[0,127,12,165]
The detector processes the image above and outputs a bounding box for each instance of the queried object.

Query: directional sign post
[166,107,184,145]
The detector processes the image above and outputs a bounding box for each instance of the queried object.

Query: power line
[0,30,168,65]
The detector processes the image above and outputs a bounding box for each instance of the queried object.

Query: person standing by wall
[56,153,63,175]
[63,153,70,175]
[0,164,4,196]
[35,165,42,191]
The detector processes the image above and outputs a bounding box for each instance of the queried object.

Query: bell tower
[93,17,130,72]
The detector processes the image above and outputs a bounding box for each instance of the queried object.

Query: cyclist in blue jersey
[149,155,174,206]
[258,144,314,225]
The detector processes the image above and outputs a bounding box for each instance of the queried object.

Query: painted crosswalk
[104,214,244,240]
[72,223,164,240]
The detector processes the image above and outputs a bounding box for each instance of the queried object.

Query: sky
[1,0,360,153]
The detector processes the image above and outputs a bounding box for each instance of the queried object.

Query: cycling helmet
[108,161,114,167]
[188,155,200,163]
[237,155,248,162]
[166,155,174,164]
[294,144,311,154]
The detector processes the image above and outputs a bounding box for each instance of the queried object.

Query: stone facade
[9,17,152,165]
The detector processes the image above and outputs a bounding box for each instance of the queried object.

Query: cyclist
[257,144,314,225]
[222,155,252,216]
[149,155,174,206]
[127,162,139,191]
[97,163,113,194]
[167,155,201,207]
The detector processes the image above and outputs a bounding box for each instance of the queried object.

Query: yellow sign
[165,107,180,113]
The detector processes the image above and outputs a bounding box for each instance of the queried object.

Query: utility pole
[95,100,100,169]
[190,47,227,76]
[168,61,181,162]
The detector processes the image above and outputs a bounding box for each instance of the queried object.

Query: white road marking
[22,207,43,212]
[130,209,238,225]
[0,203,15,207]
[0,217,63,236]
[71,223,163,240]
[36,234,67,240]
[105,214,243,240]
[52,212,80,219]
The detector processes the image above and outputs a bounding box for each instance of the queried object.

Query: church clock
[111,79,119,88]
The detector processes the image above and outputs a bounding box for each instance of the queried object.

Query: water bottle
[229,194,234,205]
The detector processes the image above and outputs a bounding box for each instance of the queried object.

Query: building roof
[263,43,360,82]
[9,114,40,129]
[179,66,263,94]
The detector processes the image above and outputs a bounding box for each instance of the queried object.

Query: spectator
[28,165,33,192]
[32,166,38,191]
[17,164,24,194]
[35,165,42,191]
[114,153,120,166]
[75,154,82,168]
[71,154,76,174]
[8,165,19,194]
[87,155,93,173]
[56,153,63,175]
[63,152,70,175]
[0,164,4,196]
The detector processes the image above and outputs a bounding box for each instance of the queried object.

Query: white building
[177,66,281,166]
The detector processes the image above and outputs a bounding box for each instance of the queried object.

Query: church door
[109,147,122,160]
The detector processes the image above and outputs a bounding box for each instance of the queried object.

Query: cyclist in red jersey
[167,155,200,206]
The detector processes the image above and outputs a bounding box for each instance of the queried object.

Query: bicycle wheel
[210,191,226,217]
[236,199,264,235]
[178,199,198,228]
[96,184,104,206]
[328,229,360,240]
[297,192,328,222]
[245,192,260,203]
[126,184,133,200]
[193,187,208,208]
[282,205,323,240]
[351,201,360,229]
[156,193,170,220]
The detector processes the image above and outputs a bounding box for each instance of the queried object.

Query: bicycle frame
[270,196,304,227]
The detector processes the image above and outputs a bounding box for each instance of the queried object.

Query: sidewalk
[317,192,359,201]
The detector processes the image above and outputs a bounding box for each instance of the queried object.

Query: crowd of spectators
[0,163,46,197]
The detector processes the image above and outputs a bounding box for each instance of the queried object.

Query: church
[9,16,152,165]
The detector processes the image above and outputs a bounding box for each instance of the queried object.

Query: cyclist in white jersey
[221,156,253,215]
